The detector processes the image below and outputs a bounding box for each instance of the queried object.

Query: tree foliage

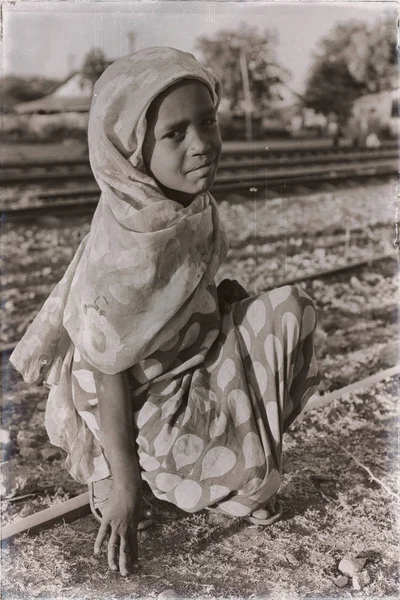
[81,47,109,87]
[196,22,289,115]
[303,18,398,121]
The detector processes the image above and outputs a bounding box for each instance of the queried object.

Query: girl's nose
[188,128,211,155]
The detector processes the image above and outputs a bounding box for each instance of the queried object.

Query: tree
[196,22,289,117]
[81,47,109,88]
[303,18,397,122]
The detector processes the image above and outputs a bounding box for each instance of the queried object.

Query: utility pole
[239,47,253,141]
[127,31,135,54]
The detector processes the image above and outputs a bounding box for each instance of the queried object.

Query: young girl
[10,47,321,577]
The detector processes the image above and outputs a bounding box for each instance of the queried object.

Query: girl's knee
[281,285,317,338]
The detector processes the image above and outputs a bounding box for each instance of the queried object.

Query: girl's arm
[93,370,142,576]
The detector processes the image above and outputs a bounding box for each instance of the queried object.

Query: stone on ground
[334,575,349,588]
[19,447,39,460]
[338,556,367,577]
[352,571,371,590]
[41,447,62,461]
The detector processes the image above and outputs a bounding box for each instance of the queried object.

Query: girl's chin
[192,173,216,192]
[159,177,215,204]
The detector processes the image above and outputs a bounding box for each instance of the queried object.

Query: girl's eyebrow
[160,107,216,135]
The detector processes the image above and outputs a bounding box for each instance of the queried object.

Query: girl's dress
[10,47,320,518]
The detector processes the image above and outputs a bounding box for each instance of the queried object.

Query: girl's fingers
[94,522,108,556]
[118,526,139,576]
[119,535,130,577]
[107,532,119,572]
[129,523,139,566]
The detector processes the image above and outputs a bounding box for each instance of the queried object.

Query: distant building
[15,70,105,114]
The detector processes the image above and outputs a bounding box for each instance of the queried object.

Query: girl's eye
[165,130,185,140]
[203,117,217,126]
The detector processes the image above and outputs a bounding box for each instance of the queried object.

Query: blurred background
[1,1,398,151]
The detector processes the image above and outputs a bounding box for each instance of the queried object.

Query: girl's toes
[251,508,271,521]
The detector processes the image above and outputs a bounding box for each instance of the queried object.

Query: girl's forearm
[95,370,141,491]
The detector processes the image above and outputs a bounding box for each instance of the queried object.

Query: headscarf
[10,47,228,382]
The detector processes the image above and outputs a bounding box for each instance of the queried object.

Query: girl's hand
[94,486,142,576]
[218,279,249,313]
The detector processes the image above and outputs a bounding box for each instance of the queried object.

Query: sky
[2,1,397,93]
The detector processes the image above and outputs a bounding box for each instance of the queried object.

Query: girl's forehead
[150,79,214,121]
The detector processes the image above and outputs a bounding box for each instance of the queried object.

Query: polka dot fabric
[70,284,321,516]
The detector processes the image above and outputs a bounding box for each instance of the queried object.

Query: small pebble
[350,276,364,293]
[4,300,15,312]
[17,431,37,448]
[18,505,35,518]
[334,575,349,588]
[378,342,399,368]
[314,248,326,260]
[41,447,62,461]
[285,552,299,566]
[41,267,52,277]
[19,447,39,460]
[352,571,371,590]
[0,430,10,445]
[157,591,180,599]
[338,556,367,577]
[363,272,382,284]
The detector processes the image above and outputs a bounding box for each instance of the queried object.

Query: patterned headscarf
[10,47,228,382]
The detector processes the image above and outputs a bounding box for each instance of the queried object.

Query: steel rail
[219,148,398,170]
[212,159,398,187]
[1,139,397,168]
[1,160,397,222]
[2,364,398,542]
[1,146,396,172]
[1,253,395,357]
[27,159,398,202]
[220,140,398,157]
[0,144,398,185]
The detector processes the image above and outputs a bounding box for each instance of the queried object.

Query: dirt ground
[1,375,398,599]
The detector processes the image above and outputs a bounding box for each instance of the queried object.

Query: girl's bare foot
[247,498,283,526]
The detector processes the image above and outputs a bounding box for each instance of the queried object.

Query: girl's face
[143,79,222,206]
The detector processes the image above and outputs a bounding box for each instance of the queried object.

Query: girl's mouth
[188,159,216,175]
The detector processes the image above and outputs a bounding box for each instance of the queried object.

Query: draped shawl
[10,47,228,382]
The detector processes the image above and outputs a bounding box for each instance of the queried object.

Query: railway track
[1,159,397,222]
[1,140,397,177]
[1,143,398,185]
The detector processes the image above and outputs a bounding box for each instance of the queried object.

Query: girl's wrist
[112,470,142,493]
[109,455,141,489]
